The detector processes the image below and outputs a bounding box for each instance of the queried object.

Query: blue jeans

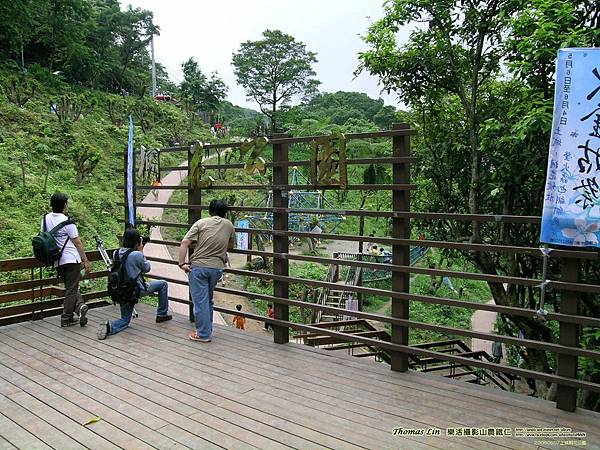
[109,281,169,335]
[109,301,135,335]
[189,266,222,339]
[141,280,169,317]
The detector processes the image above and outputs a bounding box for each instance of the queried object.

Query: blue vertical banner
[540,48,600,247]
[127,114,135,226]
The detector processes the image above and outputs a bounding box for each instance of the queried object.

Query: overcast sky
[125,0,409,110]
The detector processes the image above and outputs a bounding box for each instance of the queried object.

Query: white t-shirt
[40,213,80,267]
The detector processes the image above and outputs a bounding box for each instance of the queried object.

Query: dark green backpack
[32,215,75,265]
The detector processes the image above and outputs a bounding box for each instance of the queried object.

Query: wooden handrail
[0,249,115,272]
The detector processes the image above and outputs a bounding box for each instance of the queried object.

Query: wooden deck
[0,303,598,450]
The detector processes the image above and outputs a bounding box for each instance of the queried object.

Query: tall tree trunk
[467,105,481,243]
[271,90,277,133]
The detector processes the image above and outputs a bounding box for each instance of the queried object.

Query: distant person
[179,200,235,343]
[219,252,230,287]
[366,233,376,252]
[151,179,162,200]
[232,304,246,330]
[265,303,274,331]
[308,220,322,252]
[97,228,172,340]
[369,245,380,256]
[492,340,503,364]
[43,192,91,327]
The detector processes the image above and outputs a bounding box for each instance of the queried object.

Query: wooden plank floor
[0,303,598,450]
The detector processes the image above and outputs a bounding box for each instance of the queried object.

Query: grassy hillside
[0,69,213,264]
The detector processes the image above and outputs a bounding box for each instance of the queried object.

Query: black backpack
[32,215,75,265]
[107,249,141,305]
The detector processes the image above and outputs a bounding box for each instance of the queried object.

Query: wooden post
[391,123,411,372]
[272,133,289,344]
[556,257,579,411]
[247,230,253,265]
[358,214,365,253]
[187,142,202,322]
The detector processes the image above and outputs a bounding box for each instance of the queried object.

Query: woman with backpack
[97,228,172,340]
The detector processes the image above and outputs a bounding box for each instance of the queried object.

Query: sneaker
[60,317,78,327]
[79,304,89,327]
[97,321,110,340]
[156,315,172,323]
[189,331,211,342]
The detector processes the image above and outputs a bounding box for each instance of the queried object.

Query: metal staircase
[296,251,517,390]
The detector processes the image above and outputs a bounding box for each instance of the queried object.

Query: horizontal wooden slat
[138,220,189,229]
[228,248,600,294]
[142,245,599,297]
[0,286,60,305]
[0,250,116,272]
[139,128,418,154]
[145,226,598,260]
[217,269,600,328]
[162,156,419,171]
[130,183,416,191]
[228,228,599,260]
[0,270,108,294]
[131,203,542,224]
[212,286,600,359]
[0,290,108,319]
[0,299,110,327]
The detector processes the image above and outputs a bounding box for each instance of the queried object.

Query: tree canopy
[0,0,159,94]
[359,0,600,407]
[231,29,320,132]
[180,57,227,113]
[280,91,398,130]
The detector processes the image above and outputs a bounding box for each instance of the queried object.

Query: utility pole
[21,41,25,75]
[151,35,157,97]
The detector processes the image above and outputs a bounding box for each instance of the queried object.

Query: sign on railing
[541,48,600,247]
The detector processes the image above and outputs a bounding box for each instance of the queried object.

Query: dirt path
[470,299,497,355]
[137,162,226,325]
[138,161,270,333]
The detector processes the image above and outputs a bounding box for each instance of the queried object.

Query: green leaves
[0,75,39,107]
[232,29,320,131]
[180,58,228,114]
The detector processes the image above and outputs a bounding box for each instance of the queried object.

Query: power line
[155,57,184,85]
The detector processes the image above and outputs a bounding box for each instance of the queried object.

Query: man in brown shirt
[179,199,235,342]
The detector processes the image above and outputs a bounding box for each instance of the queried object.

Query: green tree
[232,29,320,132]
[35,0,92,72]
[0,75,39,107]
[180,57,227,126]
[0,0,36,70]
[358,0,600,403]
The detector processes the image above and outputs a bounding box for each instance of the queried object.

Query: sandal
[189,331,211,342]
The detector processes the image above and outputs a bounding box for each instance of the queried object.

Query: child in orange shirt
[232,304,245,330]
[151,179,161,200]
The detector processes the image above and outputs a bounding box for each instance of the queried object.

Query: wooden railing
[124,125,599,413]
[0,250,113,325]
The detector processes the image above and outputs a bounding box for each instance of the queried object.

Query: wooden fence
[1,124,599,414]
[126,124,600,412]
[0,250,112,325]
